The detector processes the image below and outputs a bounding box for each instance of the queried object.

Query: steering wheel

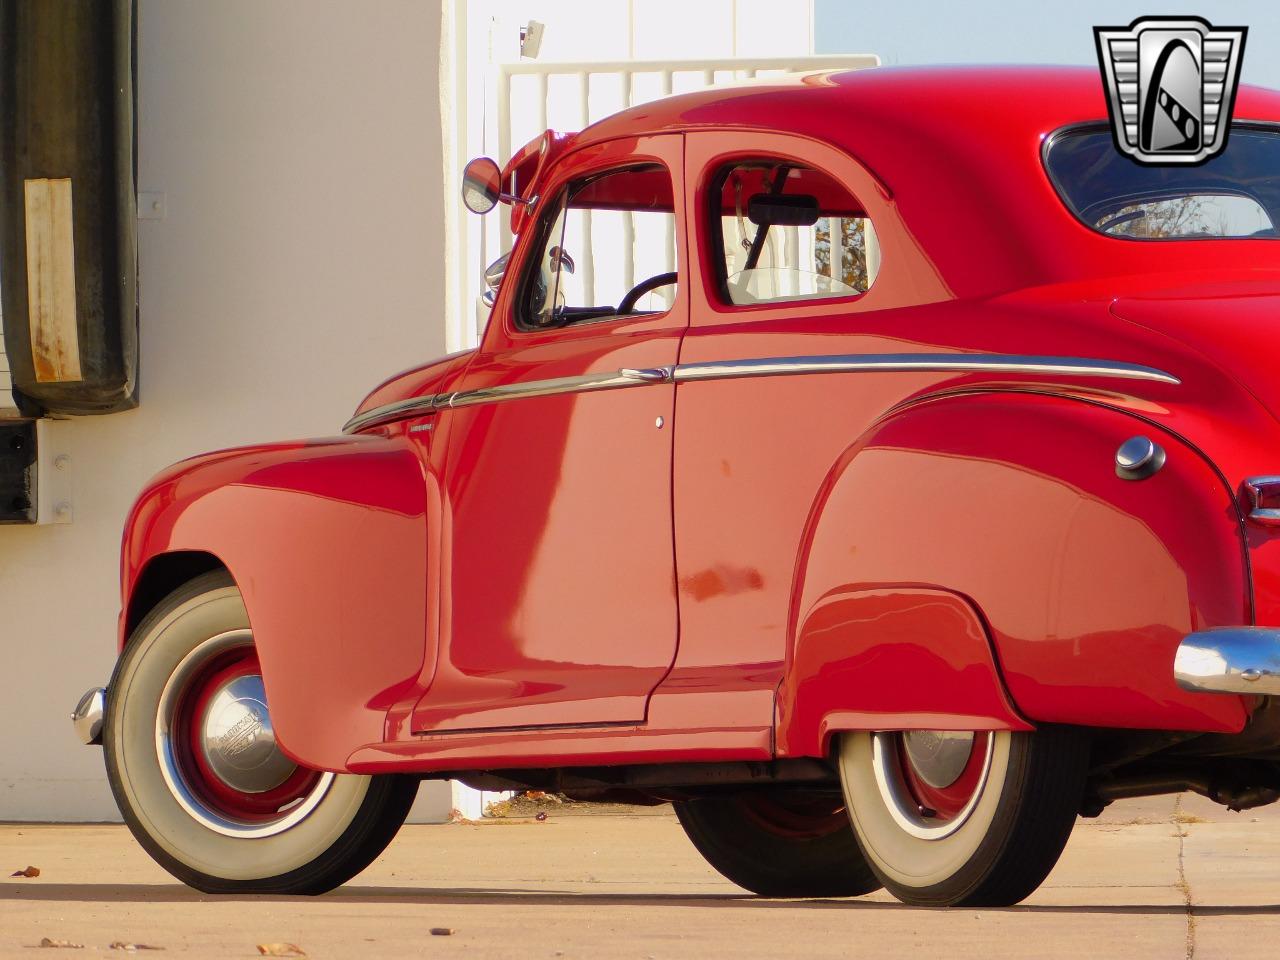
[617,272,678,314]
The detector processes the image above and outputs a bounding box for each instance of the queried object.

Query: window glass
[521,164,678,330]
[1045,125,1280,239]
[711,160,878,306]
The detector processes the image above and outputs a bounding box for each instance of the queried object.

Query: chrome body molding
[343,395,445,434]
[670,353,1181,385]
[446,369,655,409]
[342,368,674,432]
[1175,628,1280,696]
[343,353,1179,433]
[72,687,106,746]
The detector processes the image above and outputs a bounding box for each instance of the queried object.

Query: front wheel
[104,571,418,895]
[838,727,1088,907]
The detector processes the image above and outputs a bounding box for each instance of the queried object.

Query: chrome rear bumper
[1175,629,1280,696]
[72,687,105,746]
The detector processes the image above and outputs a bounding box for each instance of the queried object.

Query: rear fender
[120,435,431,771]
[778,391,1251,756]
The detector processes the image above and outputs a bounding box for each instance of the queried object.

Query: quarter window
[710,160,878,306]
[520,164,678,330]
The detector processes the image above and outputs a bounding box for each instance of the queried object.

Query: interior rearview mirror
[461,156,502,215]
[747,193,820,227]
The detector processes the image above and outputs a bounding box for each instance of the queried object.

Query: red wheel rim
[894,732,989,824]
[171,646,321,824]
[737,793,848,840]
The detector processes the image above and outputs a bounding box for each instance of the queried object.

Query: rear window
[1045,124,1280,239]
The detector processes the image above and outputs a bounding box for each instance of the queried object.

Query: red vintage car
[72,64,1280,907]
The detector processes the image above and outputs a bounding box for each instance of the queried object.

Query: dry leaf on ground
[11,865,40,877]
[429,928,455,936]
[109,943,164,952]
[256,945,306,957]
[38,938,83,949]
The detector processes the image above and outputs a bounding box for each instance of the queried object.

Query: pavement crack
[1173,795,1196,960]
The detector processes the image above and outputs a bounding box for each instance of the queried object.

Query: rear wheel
[104,570,418,895]
[838,728,1088,907]
[674,790,882,897]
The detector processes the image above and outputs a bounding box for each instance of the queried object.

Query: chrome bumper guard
[1175,629,1280,696]
[72,687,105,746]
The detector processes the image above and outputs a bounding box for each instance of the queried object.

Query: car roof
[571,66,1280,297]
[578,64,1280,154]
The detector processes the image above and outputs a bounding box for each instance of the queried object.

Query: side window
[520,164,678,330]
[710,159,879,306]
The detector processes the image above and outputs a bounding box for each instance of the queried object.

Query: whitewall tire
[104,571,418,894]
[838,727,1088,907]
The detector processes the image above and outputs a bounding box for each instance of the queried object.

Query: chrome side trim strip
[343,353,1178,432]
[342,369,673,431]
[672,353,1181,385]
[445,369,661,409]
[343,395,444,434]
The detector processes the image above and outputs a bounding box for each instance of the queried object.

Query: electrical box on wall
[0,418,75,525]
[0,419,36,523]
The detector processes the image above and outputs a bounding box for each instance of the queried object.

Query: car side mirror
[461,157,502,214]
[461,156,539,215]
[747,193,820,227]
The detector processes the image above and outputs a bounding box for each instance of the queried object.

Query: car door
[412,134,687,733]
[665,131,932,734]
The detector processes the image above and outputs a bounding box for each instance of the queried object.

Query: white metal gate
[451,53,879,350]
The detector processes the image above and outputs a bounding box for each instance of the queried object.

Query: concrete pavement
[2,795,1278,959]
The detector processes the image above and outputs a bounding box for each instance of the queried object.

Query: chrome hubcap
[901,731,976,788]
[199,675,295,794]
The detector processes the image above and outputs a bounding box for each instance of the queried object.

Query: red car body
[117,65,1280,785]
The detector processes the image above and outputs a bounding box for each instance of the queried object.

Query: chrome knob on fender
[1115,435,1166,480]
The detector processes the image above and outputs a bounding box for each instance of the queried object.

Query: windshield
[1045,124,1280,239]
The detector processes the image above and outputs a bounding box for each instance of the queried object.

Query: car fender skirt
[777,587,1031,757]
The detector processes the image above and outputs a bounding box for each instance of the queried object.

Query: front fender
[778,391,1250,756]
[120,434,430,770]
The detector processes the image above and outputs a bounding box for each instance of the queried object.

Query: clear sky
[815,2,1280,91]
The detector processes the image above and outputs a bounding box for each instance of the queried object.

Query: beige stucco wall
[0,0,452,821]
